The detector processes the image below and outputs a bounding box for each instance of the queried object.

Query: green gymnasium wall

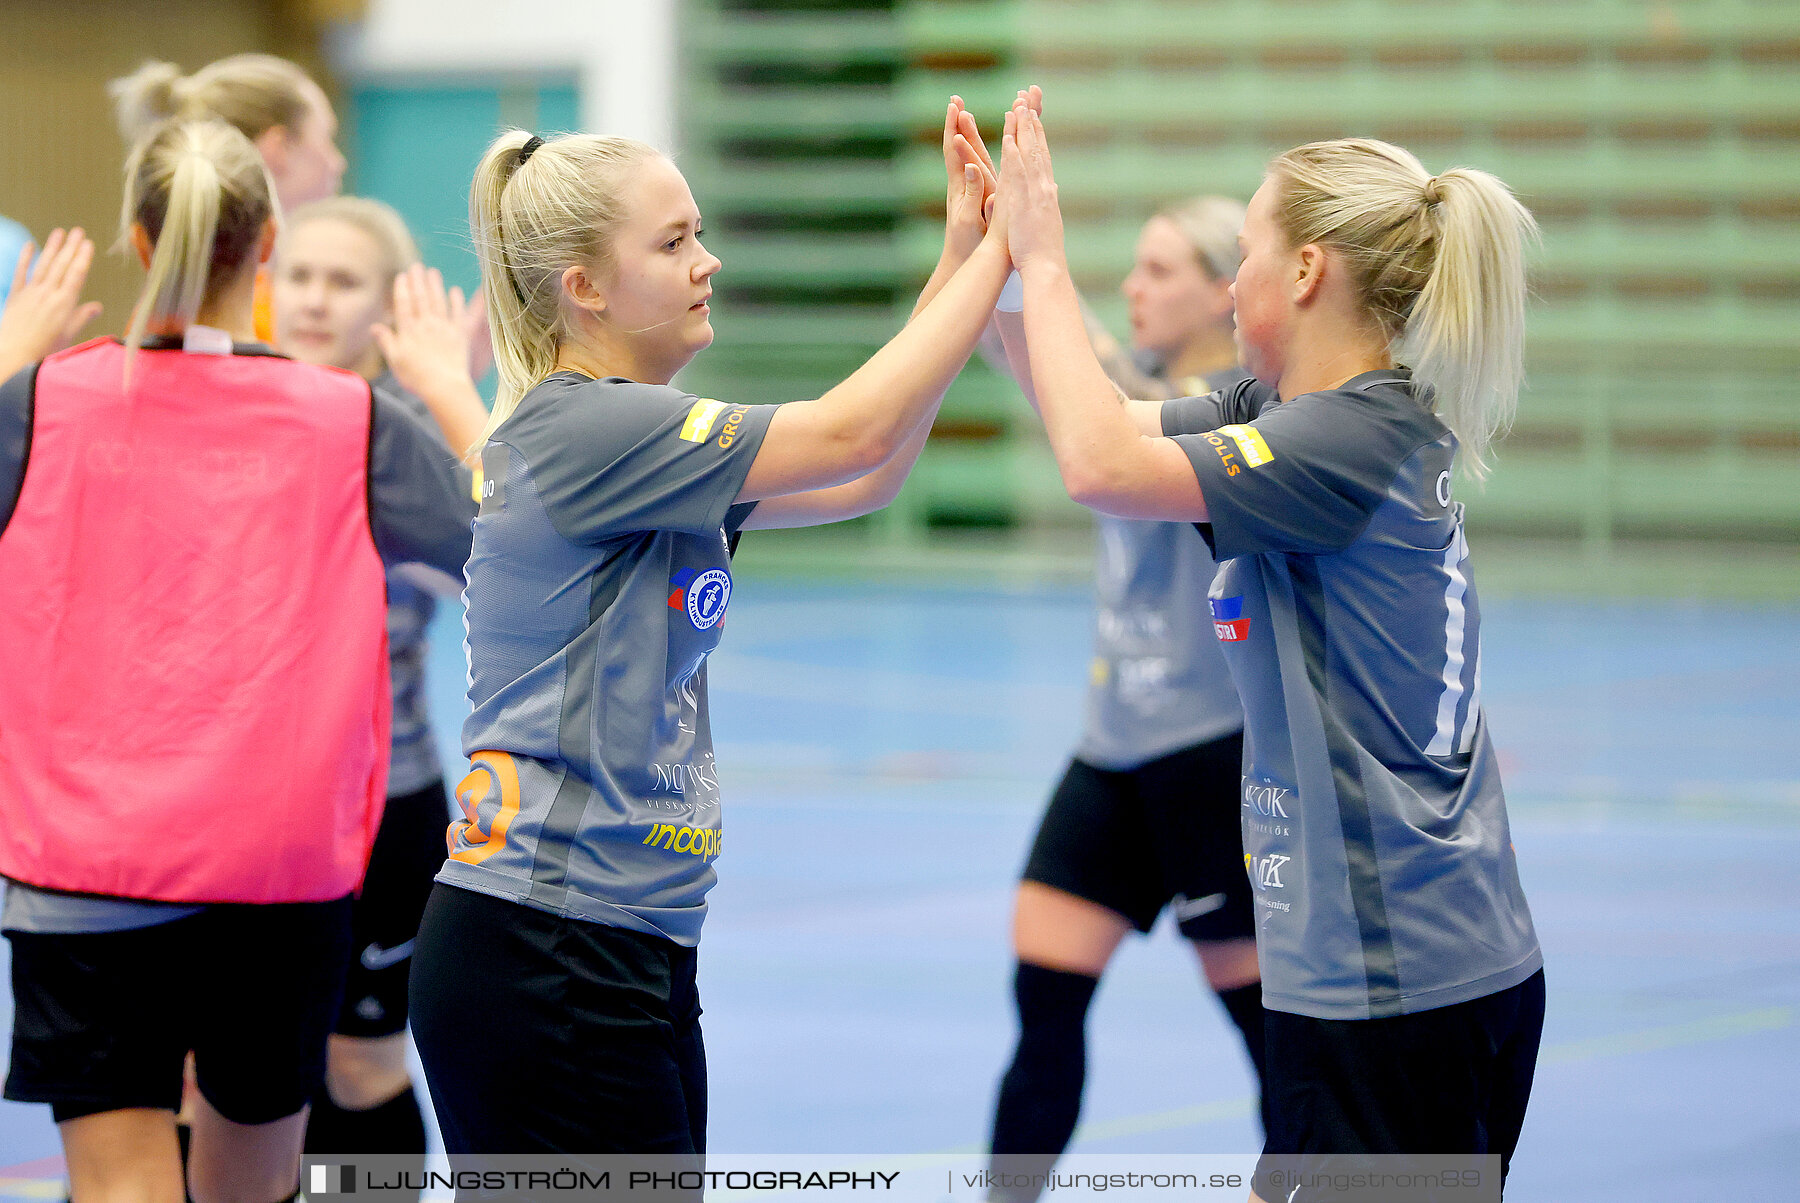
[682,0,1800,549]
[347,78,581,306]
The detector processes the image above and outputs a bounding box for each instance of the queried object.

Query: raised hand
[373,263,489,463]
[373,264,474,399]
[942,96,998,263]
[0,228,104,381]
[999,99,1066,275]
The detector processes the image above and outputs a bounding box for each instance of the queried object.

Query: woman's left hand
[942,96,998,262]
[373,264,476,399]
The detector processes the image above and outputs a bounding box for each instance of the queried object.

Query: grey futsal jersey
[372,372,469,797]
[1076,367,1249,770]
[443,374,773,946]
[1163,370,1540,1020]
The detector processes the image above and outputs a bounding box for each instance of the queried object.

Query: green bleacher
[682,0,1800,548]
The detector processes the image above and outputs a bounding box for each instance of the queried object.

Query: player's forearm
[990,307,1041,413]
[1020,262,1149,506]
[839,390,941,514]
[816,235,1009,467]
[406,371,490,466]
[911,235,977,321]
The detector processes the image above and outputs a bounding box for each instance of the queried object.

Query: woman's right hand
[999,98,1068,277]
[374,264,475,400]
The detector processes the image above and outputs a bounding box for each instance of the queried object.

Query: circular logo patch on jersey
[686,569,731,630]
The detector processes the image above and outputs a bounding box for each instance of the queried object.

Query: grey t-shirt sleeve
[1161,392,1229,437]
[0,364,35,536]
[504,377,776,545]
[1176,386,1425,560]
[369,387,478,576]
[724,500,759,537]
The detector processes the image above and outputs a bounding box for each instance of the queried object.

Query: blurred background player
[111,55,346,345]
[272,195,484,1182]
[983,190,1267,1201]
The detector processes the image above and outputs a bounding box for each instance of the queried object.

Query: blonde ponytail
[1406,169,1535,480]
[110,55,314,146]
[108,61,187,144]
[1268,139,1537,478]
[119,120,275,382]
[470,129,662,441]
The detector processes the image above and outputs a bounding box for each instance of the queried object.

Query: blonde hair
[470,130,662,439]
[1267,138,1536,478]
[1156,195,1246,283]
[110,55,315,146]
[284,196,421,294]
[119,120,275,379]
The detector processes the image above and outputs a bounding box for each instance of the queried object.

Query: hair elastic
[519,135,543,164]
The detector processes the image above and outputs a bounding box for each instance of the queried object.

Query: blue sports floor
[2,580,1797,1200]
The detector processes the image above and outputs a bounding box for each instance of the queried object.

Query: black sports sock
[305,1083,427,1154]
[1216,981,1272,1136]
[986,962,1100,1203]
[304,1085,427,1201]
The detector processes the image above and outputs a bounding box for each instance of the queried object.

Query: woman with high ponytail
[994,96,1544,1197]
[407,102,1013,1157]
[110,55,345,214]
[111,55,347,345]
[0,118,473,1203]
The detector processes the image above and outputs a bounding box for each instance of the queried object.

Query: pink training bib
[0,338,390,903]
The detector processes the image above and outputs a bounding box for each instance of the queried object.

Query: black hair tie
[518,135,543,164]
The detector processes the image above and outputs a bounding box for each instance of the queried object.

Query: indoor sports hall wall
[0,0,336,340]
[678,0,1800,553]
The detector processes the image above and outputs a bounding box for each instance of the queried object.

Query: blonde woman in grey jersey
[984,194,1267,1202]
[408,102,1014,1160]
[997,97,1543,1202]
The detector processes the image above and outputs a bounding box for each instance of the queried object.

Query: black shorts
[5,896,352,1125]
[338,779,451,1038]
[1021,732,1252,941]
[410,884,706,1156]
[1253,969,1546,1202]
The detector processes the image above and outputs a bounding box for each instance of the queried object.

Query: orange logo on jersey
[1202,432,1243,477]
[449,750,522,865]
[716,406,749,449]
